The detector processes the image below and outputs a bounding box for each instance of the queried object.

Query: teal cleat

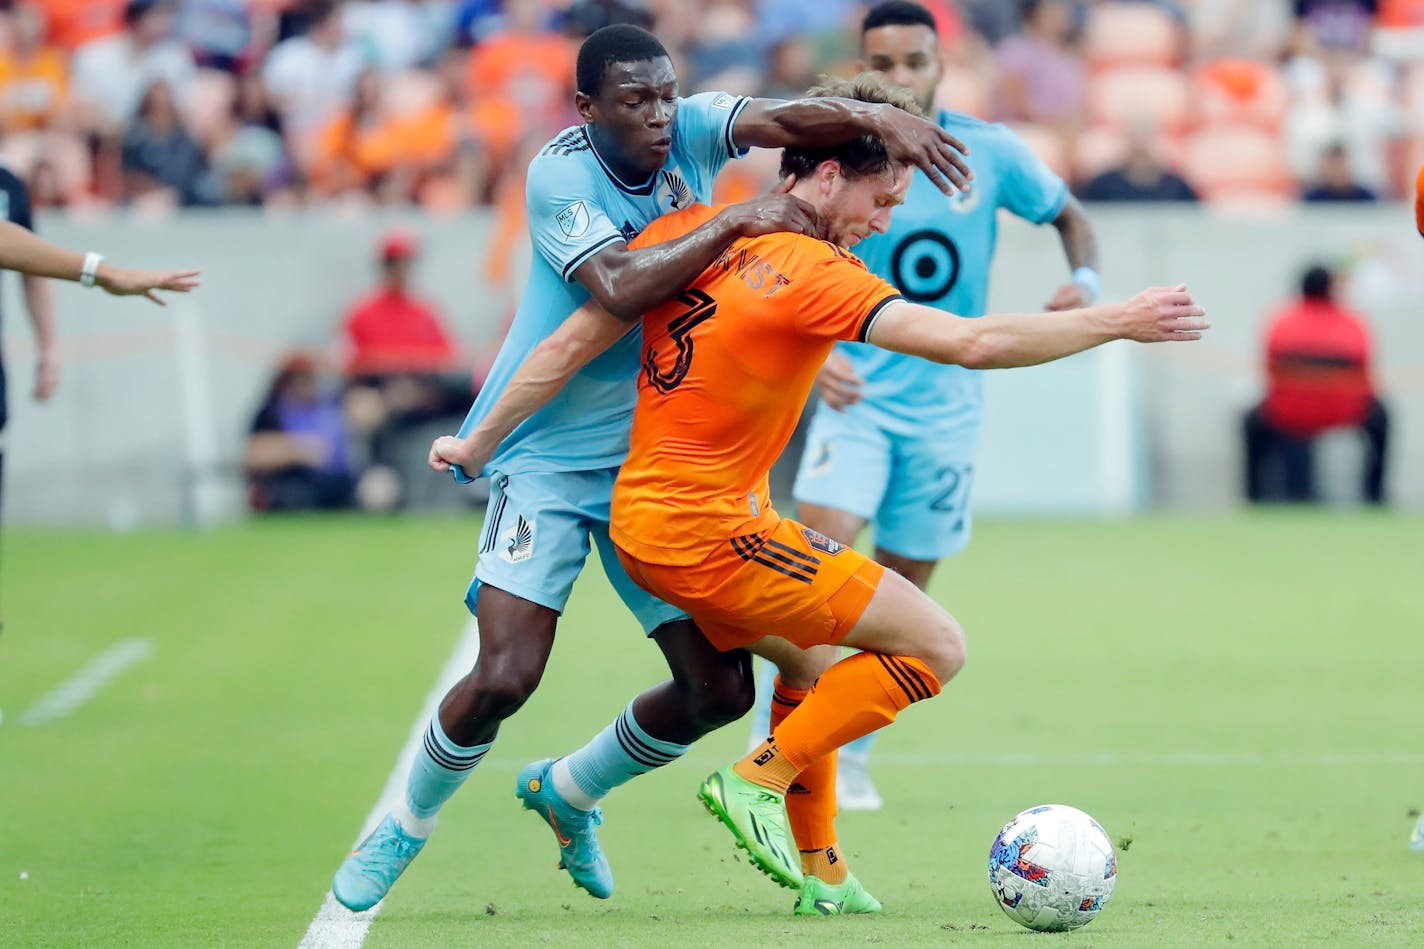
[697,766,803,890]
[331,813,427,911]
[794,872,884,916]
[1411,812,1424,853]
[516,758,614,899]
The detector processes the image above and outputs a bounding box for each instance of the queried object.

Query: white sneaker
[836,751,883,812]
[1410,812,1424,853]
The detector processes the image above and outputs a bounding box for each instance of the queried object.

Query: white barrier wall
[1,205,1420,526]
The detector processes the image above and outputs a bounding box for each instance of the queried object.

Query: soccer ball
[987,804,1117,932]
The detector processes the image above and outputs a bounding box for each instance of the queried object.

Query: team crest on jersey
[657,170,693,210]
[801,527,844,556]
[555,201,590,239]
[500,515,536,563]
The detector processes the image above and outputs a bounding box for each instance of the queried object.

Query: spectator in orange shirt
[1243,264,1389,504]
[0,4,71,131]
[41,0,127,51]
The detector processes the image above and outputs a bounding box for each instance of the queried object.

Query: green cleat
[697,766,803,890]
[794,872,884,916]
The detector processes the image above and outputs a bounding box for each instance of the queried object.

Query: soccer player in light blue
[330,24,974,912]
[748,0,1102,811]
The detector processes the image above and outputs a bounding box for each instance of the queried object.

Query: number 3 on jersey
[644,288,717,393]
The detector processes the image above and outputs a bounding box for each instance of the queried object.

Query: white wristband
[80,252,103,288]
[1072,266,1100,303]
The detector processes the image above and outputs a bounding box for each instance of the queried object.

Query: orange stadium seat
[1195,60,1287,131]
[1088,66,1193,134]
[1180,122,1294,203]
[1082,2,1184,70]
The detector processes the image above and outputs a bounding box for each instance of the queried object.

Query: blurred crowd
[0,0,1422,212]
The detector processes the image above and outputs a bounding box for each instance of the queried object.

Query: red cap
[380,230,417,261]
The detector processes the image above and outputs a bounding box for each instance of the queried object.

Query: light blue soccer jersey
[454,91,749,480]
[838,110,1068,434]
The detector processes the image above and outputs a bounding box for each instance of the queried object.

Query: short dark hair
[1301,265,1333,301]
[779,73,925,182]
[862,0,937,35]
[576,25,670,97]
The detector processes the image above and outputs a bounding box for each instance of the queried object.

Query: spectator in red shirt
[1243,264,1389,504]
[342,230,458,377]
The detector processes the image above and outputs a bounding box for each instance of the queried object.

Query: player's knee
[921,611,967,685]
[774,642,839,690]
[683,659,755,728]
[467,652,545,719]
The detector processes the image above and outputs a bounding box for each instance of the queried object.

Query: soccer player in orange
[1415,163,1423,237]
[432,73,1207,911]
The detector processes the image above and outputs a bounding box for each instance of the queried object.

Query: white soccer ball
[987,804,1117,932]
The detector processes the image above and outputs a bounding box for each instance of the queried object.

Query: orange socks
[774,652,941,772]
[769,679,840,870]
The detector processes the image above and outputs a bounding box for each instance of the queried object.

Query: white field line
[18,638,153,726]
[298,619,481,949]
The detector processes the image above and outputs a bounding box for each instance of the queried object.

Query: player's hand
[816,350,864,410]
[1118,285,1209,342]
[1045,282,1092,311]
[429,434,490,475]
[32,351,59,402]
[873,105,973,196]
[95,265,201,305]
[730,177,826,240]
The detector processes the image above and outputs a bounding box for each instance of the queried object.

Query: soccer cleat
[794,872,884,916]
[697,766,803,890]
[331,813,427,911]
[515,758,614,899]
[835,750,883,812]
[1410,812,1424,853]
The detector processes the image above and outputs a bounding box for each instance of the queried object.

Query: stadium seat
[1004,122,1069,180]
[380,69,445,121]
[1180,122,1294,202]
[1195,59,1287,131]
[1083,2,1184,70]
[1087,66,1193,135]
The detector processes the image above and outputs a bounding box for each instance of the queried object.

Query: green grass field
[2,512,1422,947]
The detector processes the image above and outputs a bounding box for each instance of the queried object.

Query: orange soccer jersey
[609,204,903,649]
[1415,163,1424,237]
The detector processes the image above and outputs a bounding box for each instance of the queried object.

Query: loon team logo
[555,201,590,239]
[500,516,536,563]
[658,170,693,210]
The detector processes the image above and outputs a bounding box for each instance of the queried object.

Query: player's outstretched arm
[574,184,821,320]
[867,285,1208,370]
[0,221,199,305]
[732,97,972,196]
[429,302,629,476]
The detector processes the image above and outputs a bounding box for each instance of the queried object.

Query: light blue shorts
[469,467,689,635]
[792,404,978,562]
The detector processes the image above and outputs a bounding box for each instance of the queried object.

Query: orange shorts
[615,517,885,652]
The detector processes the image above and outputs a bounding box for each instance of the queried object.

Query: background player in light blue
[749,0,1103,811]
[332,24,975,911]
